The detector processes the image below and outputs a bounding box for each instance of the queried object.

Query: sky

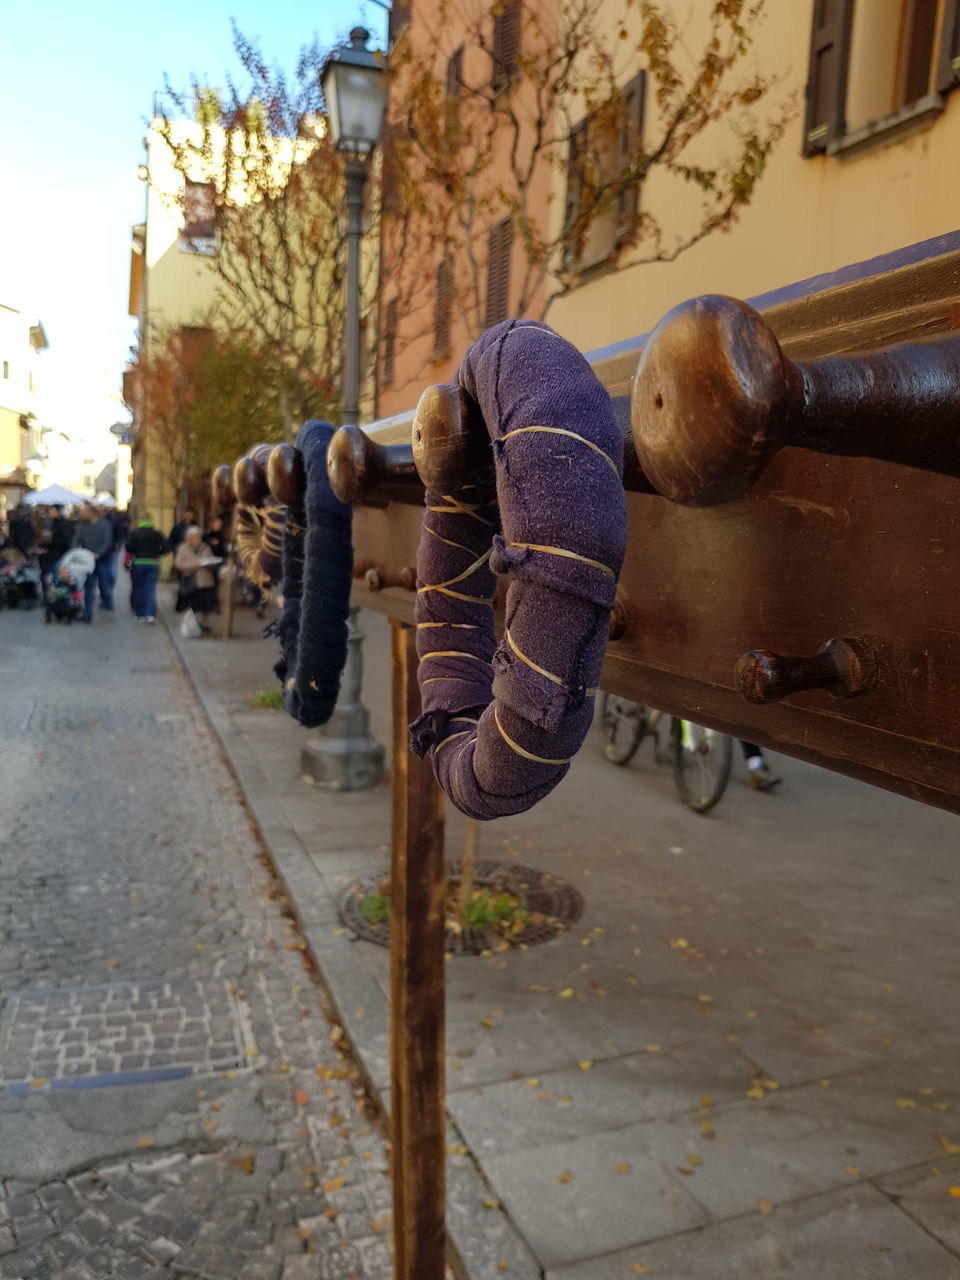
[0,0,389,457]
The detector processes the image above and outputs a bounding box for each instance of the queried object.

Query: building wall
[548,0,960,354]
[0,302,48,482]
[377,0,556,418]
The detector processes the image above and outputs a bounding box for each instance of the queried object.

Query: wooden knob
[233,442,274,506]
[412,383,490,494]
[413,381,658,496]
[327,424,419,505]
[735,637,878,705]
[633,294,960,506]
[211,463,236,508]
[364,565,417,592]
[268,443,305,506]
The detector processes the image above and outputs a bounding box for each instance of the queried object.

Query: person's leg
[144,565,158,620]
[131,566,143,618]
[97,558,114,611]
[83,573,95,621]
[740,741,781,791]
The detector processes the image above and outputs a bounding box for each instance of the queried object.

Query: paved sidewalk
[163,592,960,1280]
[0,603,398,1280]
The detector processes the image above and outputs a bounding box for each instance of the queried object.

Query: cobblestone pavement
[0,609,395,1280]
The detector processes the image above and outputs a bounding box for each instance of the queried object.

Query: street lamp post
[300,27,389,791]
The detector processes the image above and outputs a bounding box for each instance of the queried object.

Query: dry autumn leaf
[578,1060,593,1071]
[137,1137,156,1149]
[323,1176,346,1193]
[949,1187,960,1199]
[758,1198,773,1215]
[293,1090,310,1107]
[869,1244,891,1253]
[936,1136,960,1155]
[559,988,575,999]
[614,1163,631,1174]
[632,1267,652,1276]
[557,1171,573,1184]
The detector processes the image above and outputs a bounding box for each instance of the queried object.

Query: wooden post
[389,619,447,1279]
[220,505,237,641]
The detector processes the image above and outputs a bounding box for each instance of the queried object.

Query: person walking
[174,525,219,633]
[126,513,167,623]
[72,505,114,621]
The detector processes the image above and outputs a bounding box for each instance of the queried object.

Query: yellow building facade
[549,0,960,354]
[377,0,960,413]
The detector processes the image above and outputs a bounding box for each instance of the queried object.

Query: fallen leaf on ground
[614,1163,631,1174]
[294,1090,310,1107]
[632,1267,651,1275]
[558,989,575,999]
[869,1244,891,1253]
[137,1137,156,1148]
[936,1136,960,1154]
[949,1187,960,1199]
[482,1198,500,1209]
[323,1176,345,1193]
[578,1061,593,1071]
[371,1215,391,1234]
[758,1198,773,1215]
[644,1044,662,1054]
[556,1171,573,1184]
[896,1099,916,1109]
[201,1116,218,1134]
[845,1165,861,1175]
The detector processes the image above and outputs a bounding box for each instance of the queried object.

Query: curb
[160,602,543,1280]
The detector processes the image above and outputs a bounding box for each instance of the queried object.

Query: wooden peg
[327,424,421,506]
[211,463,236,509]
[364,565,417,592]
[735,637,878,705]
[632,294,960,506]
[267,442,305,506]
[413,381,657,495]
[233,442,274,506]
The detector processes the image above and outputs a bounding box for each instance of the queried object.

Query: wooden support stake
[389,619,447,1279]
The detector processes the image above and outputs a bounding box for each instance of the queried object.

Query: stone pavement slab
[546,1183,960,1279]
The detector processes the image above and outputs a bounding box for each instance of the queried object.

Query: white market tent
[22,484,89,506]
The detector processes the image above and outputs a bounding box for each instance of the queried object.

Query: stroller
[45,548,95,624]
[0,553,42,610]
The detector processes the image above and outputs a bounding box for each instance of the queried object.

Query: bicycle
[597,693,733,814]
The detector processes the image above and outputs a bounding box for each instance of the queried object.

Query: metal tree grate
[338,860,584,955]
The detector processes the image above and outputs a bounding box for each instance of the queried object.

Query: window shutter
[563,121,589,265]
[902,0,939,103]
[938,0,960,90]
[802,0,854,155]
[183,181,216,240]
[616,71,646,242]
[383,299,398,386]
[492,3,522,94]
[446,45,464,97]
[484,217,513,328]
[434,258,453,358]
[388,1,410,45]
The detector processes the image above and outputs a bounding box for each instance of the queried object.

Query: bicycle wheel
[670,719,733,813]
[598,692,647,766]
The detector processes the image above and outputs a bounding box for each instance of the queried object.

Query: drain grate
[338,860,584,955]
[0,979,253,1094]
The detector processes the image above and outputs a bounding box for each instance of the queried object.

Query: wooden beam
[389,619,447,1279]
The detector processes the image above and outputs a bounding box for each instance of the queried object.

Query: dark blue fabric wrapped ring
[274,419,354,726]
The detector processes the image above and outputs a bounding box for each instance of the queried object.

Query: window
[181,181,218,254]
[388,1,410,45]
[804,0,960,156]
[434,258,453,359]
[383,299,398,386]
[491,2,521,96]
[485,217,513,328]
[564,72,646,271]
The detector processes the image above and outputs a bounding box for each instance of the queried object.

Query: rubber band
[505,628,597,697]
[419,650,487,664]
[493,707,573,766]
[508,542,616,579]
[500,426,620,481]
[417,548,492,596]
[417,621,480,630]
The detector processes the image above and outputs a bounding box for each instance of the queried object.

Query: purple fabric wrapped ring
[410,319,627,820]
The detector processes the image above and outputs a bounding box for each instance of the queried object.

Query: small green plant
[361,892,391,925]
[255,688,284,709]
[461,890,531,935]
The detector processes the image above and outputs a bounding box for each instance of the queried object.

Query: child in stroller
[0,550,42,609]
[45,548,95,624]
